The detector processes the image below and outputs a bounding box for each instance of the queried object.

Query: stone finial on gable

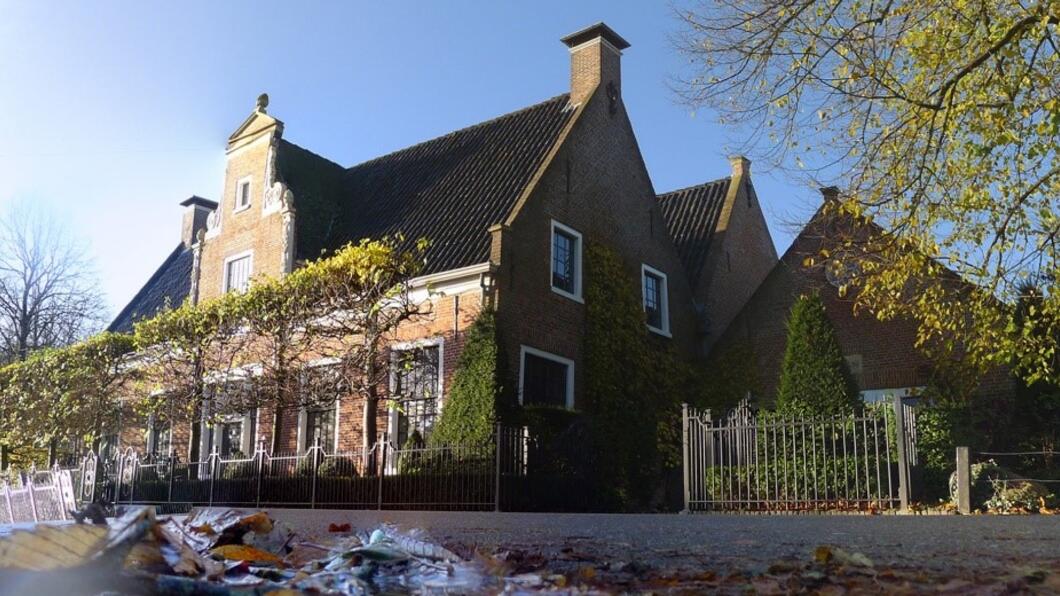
[227,92,284,154]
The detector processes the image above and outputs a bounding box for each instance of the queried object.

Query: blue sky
[0,1,821,319]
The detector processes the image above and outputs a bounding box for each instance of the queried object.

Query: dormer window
[550,220,583,302]
[234,177,252,212]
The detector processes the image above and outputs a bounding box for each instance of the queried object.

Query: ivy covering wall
[428,310,500,451]
[583,241,688,510]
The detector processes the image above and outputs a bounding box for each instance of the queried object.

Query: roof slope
[281,94,576,273]
[108,244,193,333]
[657,177,730,288]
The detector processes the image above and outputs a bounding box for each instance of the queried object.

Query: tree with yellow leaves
[677,1,1060,383]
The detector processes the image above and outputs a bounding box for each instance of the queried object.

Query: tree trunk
[1,444,8,470]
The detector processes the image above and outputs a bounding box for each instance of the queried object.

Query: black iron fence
[682,398,917,512]
[77,424,593,512]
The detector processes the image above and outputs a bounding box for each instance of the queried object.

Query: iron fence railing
[72,425,591,512]
[0,466,78,524]
[682,398,917,513]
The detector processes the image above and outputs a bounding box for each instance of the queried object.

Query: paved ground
[267,509,1060,576]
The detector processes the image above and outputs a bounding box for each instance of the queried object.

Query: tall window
[305,406,336,450]
[550,221,582,300]
[520,347,574,408]
[235,178,251,210]
[219,420,244,457]
[224,253,252,293]
[391,343,441,446]
[641,264,670,336]
[149,421,171,458]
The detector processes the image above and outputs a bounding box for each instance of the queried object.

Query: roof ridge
[346,93,571,171]
[657,176,731,199]
[279,139,346,171]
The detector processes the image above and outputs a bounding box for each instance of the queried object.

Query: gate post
[494,423,503,512]
[255,439,264,509]
[956,446,971,515]
[26,474,39,522]
[208,452,216,507]
[892,397,910,512]
[310,437,320,510]
[376,438,386,511]
[681,403,691,514]
[167,456,175,505]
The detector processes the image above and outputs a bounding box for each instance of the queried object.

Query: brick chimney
[179,196,217,247]
[561,22,630,104]
[729,155,751,178]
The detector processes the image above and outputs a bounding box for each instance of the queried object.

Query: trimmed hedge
[776,293,860,416]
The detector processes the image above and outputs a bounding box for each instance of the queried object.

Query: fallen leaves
[209,544,284,565]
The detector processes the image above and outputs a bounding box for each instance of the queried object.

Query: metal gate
[682,398,916,512]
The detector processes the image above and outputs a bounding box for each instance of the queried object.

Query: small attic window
[235,177,252,212]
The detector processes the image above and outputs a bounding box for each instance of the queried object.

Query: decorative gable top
[227,93,284,152]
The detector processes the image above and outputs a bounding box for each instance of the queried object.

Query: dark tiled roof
[108,244,193,333]
[280,94,576,274]
[657,177,730,288]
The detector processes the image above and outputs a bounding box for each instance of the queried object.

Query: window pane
[522,353,568,407]
[226,255,251,293]
[552,229,575,293]
[151,424,171,456]
[306,406,336,449]
[644,272,663,329]
[239,182,250,206]
[393,346,440,445]
[220,421,243,457]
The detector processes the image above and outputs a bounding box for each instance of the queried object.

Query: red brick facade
[712,207,1017,405]
[109,24,785,459]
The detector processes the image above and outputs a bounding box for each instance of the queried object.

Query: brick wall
[697,162,778,354]
[713,214,1017,405]
[494,80,698,408]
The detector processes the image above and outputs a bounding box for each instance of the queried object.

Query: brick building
[107,23,778,460]
[713,189,1017,406]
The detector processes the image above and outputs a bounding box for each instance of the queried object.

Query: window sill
[551,286,584,303]
[647,325,672,338]
[233,204,252,214]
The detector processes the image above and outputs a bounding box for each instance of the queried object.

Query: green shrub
[428,311,500,451]
[776,293,860,416]
[318,456,357,478]
[948,460,1056,512]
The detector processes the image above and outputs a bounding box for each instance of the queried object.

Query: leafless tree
[0,202,107,363]
[0,201,107,468]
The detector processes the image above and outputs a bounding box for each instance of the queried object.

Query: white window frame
[386,337,445,442]
[222,250,254,294]
[297,358,343,454]
[550,220,583,303]
[641,263,671,337]
[234,176,252,213]
[518,345,575,409]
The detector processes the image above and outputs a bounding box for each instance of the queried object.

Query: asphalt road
[267,509,1060,576]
